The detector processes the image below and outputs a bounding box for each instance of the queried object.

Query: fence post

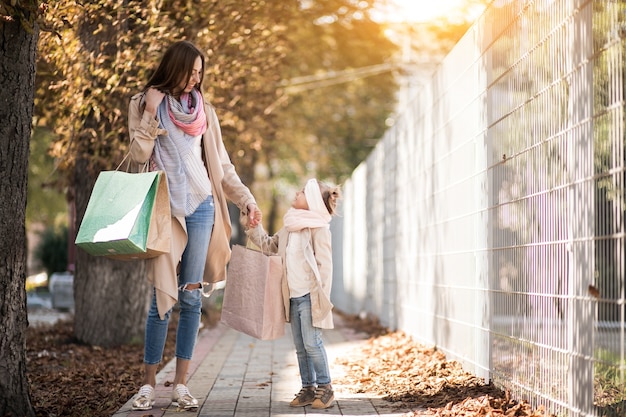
[566,1,594,415]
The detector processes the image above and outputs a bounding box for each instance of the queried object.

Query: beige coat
[246,225,334,329]
[128,93,256,319]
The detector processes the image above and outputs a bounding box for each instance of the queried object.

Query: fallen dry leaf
[26,309,557,417]
[333,312,556,417]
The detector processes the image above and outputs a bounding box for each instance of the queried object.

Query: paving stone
[114,314,394,417]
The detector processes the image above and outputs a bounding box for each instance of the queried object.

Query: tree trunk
[73,157,151,347]
[0,17,38,417]
[67,1,152,348]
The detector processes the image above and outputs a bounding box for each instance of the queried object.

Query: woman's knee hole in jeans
[178,282,203,309]
[179,282,203,292]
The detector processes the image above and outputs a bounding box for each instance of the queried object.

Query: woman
[127,40,261,410]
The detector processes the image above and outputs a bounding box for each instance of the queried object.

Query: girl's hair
[319,181,342,216]
[145,40,205,96]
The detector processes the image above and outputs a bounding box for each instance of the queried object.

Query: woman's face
[178,56,202,94]
[292,188,309,210]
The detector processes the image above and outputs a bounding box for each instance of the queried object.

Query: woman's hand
[247,204,262,228]
[144,87,165,116]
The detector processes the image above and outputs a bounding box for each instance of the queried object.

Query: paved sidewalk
[112,315,413,417]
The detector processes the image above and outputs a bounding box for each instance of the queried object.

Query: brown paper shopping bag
[220,244,285,340]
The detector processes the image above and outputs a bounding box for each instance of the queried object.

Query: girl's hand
[144,87,165,116]
[247,204,262,228]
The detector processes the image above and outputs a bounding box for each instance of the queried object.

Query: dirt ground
[24,309,554,417]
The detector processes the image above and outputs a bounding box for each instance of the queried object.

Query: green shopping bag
[75,170,171,260]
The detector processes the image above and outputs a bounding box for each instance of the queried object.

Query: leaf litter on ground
[333,312,555,417]
[25,309,554,417]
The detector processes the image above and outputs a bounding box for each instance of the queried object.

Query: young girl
[246,178,341,409]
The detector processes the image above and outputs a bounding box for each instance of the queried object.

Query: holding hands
[247,204,262,228]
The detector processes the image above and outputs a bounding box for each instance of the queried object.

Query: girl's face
[292,188,309,210]
[178,56,202,94]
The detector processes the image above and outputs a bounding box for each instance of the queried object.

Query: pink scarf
[283,208,330,232]
[166,90,207,136]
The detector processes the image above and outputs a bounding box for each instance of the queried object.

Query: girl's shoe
[312,384,335,409]
[131,384,155,410]
[172,384,199,409]
[289,386,316,407]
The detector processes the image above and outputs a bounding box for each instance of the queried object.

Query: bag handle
[246,233,274,256]
[115,151,149,173]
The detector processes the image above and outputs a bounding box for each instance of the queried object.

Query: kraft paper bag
[75,170,171,260]
[221,244,286,340]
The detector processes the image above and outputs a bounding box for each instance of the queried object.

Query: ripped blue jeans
[144,196,214,364]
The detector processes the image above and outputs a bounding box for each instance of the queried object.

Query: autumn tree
[35,0,401,345]
[0,1,40,415]
[258,0,400,232]
[255,0,491,233]
[36,0,293,346]
[272,0,488,182]
[278,0,398,176]
[156,0,403,233]
[36,0,180,346]
[161,0,297,187]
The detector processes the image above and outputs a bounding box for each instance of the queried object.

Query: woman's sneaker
[131,384,155,410]
[312,384,335,409]
[172,384,199,409]
[289,386,316,407]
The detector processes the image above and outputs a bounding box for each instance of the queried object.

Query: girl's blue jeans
[144,196,214,364]
[290,293,331,386]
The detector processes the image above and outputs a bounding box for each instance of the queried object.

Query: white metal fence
[331,0,626,415]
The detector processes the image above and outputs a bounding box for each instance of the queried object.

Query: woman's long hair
[144,40,205,97]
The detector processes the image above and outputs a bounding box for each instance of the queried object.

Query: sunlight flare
[374,0,473,23]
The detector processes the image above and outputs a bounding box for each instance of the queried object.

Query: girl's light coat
[246,225,335,329]
[128,93,256,319]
